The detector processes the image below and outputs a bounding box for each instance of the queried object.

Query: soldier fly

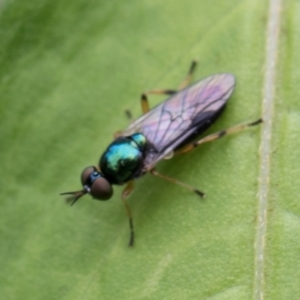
[61,61,262,246]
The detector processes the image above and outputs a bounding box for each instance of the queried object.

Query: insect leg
[113,131,123,139]
[178,60,198,89]
[114,110,134,139]
[176,118,263,154]
[139,60,197,114]
[150,169,205,198]
[122,181,135,246]
[141,89,177,114]
[122,180,135,198]
[125,109,133,121]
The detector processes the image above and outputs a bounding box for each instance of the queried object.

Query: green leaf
[1,0,299,299]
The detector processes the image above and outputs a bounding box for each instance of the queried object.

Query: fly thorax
[99,133,147,184]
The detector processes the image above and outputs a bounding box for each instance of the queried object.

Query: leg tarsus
[179,60,198,89]
[139,60,198,114]
[128,217,134,247]
[143,90,177,96]
[122,181,135,246]
[125,109,133,121]
[176,118,263,154]
[249,118,263,126]
[150,169,205,198]
[122,197,135,247]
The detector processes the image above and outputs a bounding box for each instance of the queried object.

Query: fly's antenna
[60,190,87,206]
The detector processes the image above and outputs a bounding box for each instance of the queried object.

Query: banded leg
[178,60,198,89]
[122,181,135,247]
[141,89,177,114]
[176,118,263,154]
[150,169,205,198]
[140,60,198,114]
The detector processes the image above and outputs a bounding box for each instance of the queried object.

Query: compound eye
[90,177,113,200]
[81,166,96,185]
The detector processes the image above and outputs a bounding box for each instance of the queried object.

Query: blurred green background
[1,0,300,299]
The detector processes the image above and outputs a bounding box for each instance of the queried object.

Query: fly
[61,61,262,246]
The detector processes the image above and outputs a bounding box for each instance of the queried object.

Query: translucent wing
[121,73,235,167]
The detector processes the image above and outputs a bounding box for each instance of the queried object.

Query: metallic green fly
[61,61,262,246]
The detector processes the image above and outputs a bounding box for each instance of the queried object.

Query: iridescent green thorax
[100,133,148,184]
